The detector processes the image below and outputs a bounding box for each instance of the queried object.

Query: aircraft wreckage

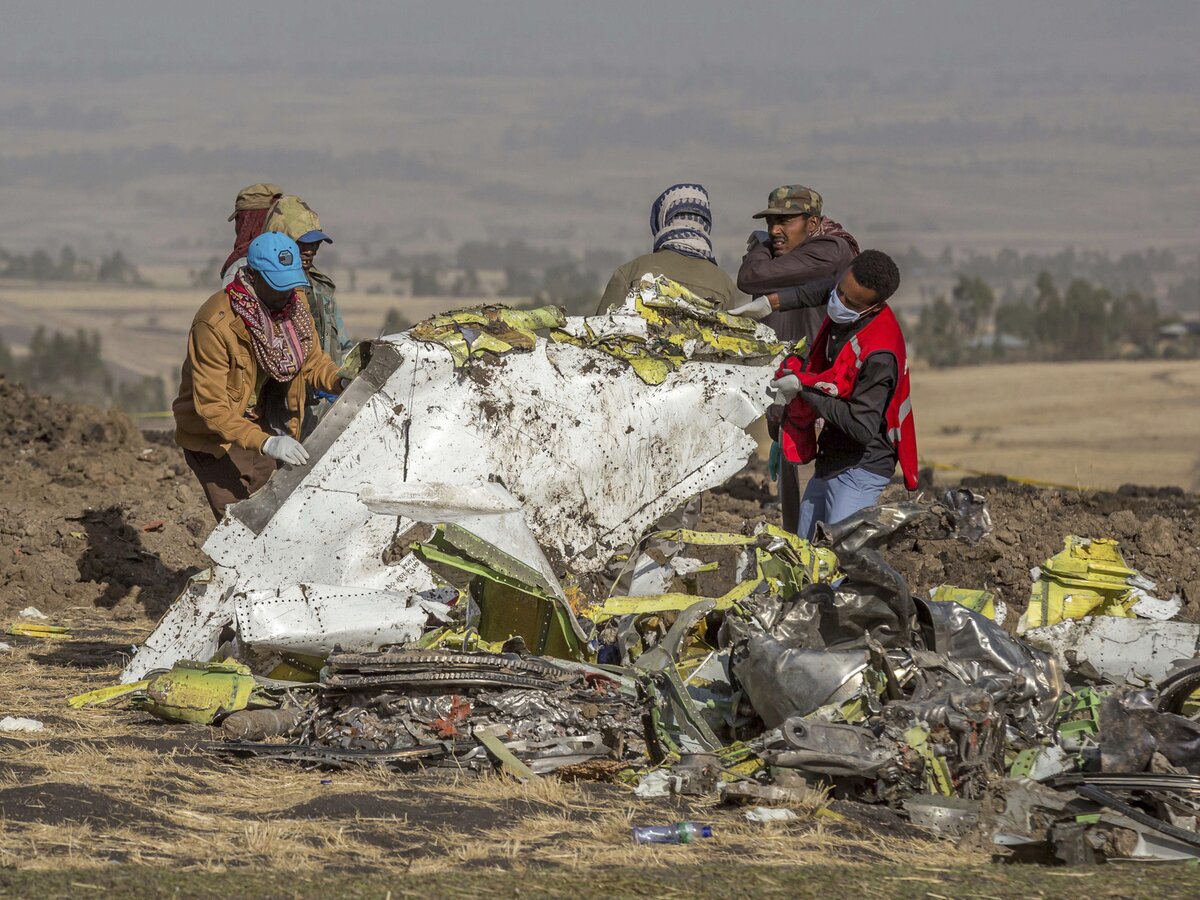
[76,276,1200,864]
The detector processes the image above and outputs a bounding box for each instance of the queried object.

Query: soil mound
[703,461,1200,624]
[0,376,209,620]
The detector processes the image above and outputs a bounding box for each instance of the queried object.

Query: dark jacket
[737,231,856,343]
[783,276,899,479]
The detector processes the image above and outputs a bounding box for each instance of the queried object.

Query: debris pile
[19,283,1200,865]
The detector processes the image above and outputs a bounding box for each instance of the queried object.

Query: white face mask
[827,286,862,324]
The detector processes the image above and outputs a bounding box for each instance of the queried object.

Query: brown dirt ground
[0,375,210,620]
[702,460,1200,625]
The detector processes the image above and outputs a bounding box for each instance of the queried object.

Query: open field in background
[3,282,1199,491]
[0,280,462,384]
[910,359,1200,492]
[1,46,1198,271]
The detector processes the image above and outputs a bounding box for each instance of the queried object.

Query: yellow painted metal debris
[265,653,325,683]
[1021,536,1139,630]
[929,585,997,620]
[66,660,259,724]
[141,659,256,725]
[68,681,150,709]
[582,525,838,621]
[410,305,565,367]
[8,623,71,639]
[554,276,788,385]
[905,726,954,796]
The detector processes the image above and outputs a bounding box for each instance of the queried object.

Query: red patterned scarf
[812,216,861,256]
[225,268,314,382]
[222,207,272,277]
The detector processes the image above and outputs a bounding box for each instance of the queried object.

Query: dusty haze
[1,1,1198,270]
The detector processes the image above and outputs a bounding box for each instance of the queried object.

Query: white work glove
[769,373,802,405]
[747,229,769,250]
[263,435,310,466]
[728,295,774,321]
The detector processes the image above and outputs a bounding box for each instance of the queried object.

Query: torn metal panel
[122,567,237,682]
[904,796,981,837]
[1023,617,1200,687]
[360,481,563,601]
[128,302,779,681]
[233,584,453,656]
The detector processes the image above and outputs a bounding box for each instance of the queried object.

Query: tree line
[0,328,166,412]
[911,271,1194,367]
[0,246,146,284]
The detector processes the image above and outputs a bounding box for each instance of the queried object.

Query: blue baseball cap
[297,229,333,245]
[247,232,310,292]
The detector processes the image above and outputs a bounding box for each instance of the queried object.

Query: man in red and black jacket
[766,250,917,539]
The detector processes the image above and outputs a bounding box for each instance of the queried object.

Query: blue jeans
[797,467,892,539]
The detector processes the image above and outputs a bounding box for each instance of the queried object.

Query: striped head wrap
[650,183,715,262]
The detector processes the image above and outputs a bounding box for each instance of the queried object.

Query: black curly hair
[849,250,901,303]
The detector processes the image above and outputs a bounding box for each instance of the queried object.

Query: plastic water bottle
[631,822,714,845]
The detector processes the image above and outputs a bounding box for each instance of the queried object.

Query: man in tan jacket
[174,232,344,520]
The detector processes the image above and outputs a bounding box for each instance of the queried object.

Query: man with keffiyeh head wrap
[595,183,740,313]
[174,232,345,521]
[221,182,283,285]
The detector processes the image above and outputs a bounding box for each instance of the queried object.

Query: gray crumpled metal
[916,597,1062,722]
[732,632,868,728]
[766,717,898,779]
[812,503,931,649]
[1097,688,1200,775]
[941,488,993,543]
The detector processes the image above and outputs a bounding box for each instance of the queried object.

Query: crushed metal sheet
[125,297,781,681]
[1023,617,1200,687]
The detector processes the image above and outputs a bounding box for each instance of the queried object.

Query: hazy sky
[4,1,1197,74]
[1,1,1197,265]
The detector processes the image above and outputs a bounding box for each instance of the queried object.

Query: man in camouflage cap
[736,185,860,316]
[221,183,283,284]
[753,184,824,220]
[730,184,860,536]
[263,195,355,436]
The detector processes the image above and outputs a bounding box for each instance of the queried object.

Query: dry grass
[0,615,982,875]
[911,359,1200,491]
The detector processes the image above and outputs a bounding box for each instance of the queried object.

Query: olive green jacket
[306,265,354,365]
[595,249,741,314]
